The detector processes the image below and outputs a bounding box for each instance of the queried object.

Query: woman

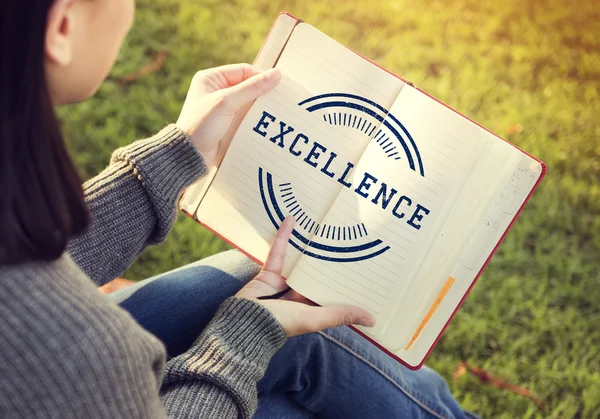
[0,0,473,417]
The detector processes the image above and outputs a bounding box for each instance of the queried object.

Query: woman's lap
[110,249,470,419]
[257,328,467,419]
[110,250,255,357]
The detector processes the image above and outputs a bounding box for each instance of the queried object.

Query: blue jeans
[110,250,474,418]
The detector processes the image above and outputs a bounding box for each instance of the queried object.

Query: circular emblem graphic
[298,93,424,177]
[257,92,425,262]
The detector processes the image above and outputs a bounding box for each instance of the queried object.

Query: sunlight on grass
[59,0,600,416]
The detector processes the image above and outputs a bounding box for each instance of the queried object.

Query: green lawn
[59,0,600,417]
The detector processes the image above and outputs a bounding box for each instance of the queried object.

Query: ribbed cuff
[161,298,287,418]
[201,297,287,362]
[111,125,207,207]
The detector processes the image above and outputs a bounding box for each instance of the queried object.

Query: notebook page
[198,22,405,275]
[389,127,521,350]
[380,89,523,349]
[287,85,488,338]
[272,22,406,168]
[397,151,543,367]
[181,14,298,218]
[197,75,393,276]
[276,23,404,112]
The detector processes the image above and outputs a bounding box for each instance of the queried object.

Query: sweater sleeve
[161,297,287,418]
[0,258,287,419]
[68,125,207,286]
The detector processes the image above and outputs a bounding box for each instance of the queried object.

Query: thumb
[221,68,281,109]
[303,305,376,334]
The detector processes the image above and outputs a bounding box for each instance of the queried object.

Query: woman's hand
[176,63,281,165]
[236,217,377,337]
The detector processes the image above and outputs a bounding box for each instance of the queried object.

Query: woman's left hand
[176,63,281,165]
[235,217,376,338]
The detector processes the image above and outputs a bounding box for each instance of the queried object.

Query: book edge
[179,12,302,217]
[289,24,549,367]
[182,12,549,369]
[408,160,547,369]
[182,208,268,267]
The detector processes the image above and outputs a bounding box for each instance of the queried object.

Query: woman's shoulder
[0,252,164,351]
[0,254,165,378]
[0,253,167,416]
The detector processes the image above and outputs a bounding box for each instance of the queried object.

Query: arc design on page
[298,93,425,177]
[254,93,428,263]
[258,167,391,263]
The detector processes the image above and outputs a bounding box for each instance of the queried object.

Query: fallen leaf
[119,48,170,84]
[505,123,523,134]
[455,361,546,413]
[453,361,467,380]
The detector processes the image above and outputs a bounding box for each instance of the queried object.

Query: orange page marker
[405,276,456,350]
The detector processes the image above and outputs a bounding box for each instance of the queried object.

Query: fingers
[301,304,376,334]
[194,63,262,90]
[254,298,376,338]
[263,216,294,274]
[221,68,281,109]
[216,64,262,87]
[190,64,281,110]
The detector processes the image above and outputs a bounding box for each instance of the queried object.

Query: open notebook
[180,13,546,369]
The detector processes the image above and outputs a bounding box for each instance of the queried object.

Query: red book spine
[181,12,547,369]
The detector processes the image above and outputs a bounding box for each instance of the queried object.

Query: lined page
[198,23,405,275]
[383,91,524,350]
[389,129,520,349]
[182,14,298,218]
[276,23,404,112]
[397,152,543,367]
[197,74,396,275]
[287,85,488,338]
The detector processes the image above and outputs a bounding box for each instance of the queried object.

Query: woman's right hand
[176,63,281,166]
[235,217,377,337]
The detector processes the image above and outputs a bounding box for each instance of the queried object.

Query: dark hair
[0,1,88,265]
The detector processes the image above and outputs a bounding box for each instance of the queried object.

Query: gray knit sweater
[0,125,287,418]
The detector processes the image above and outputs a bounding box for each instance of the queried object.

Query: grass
[59,0,600,417]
